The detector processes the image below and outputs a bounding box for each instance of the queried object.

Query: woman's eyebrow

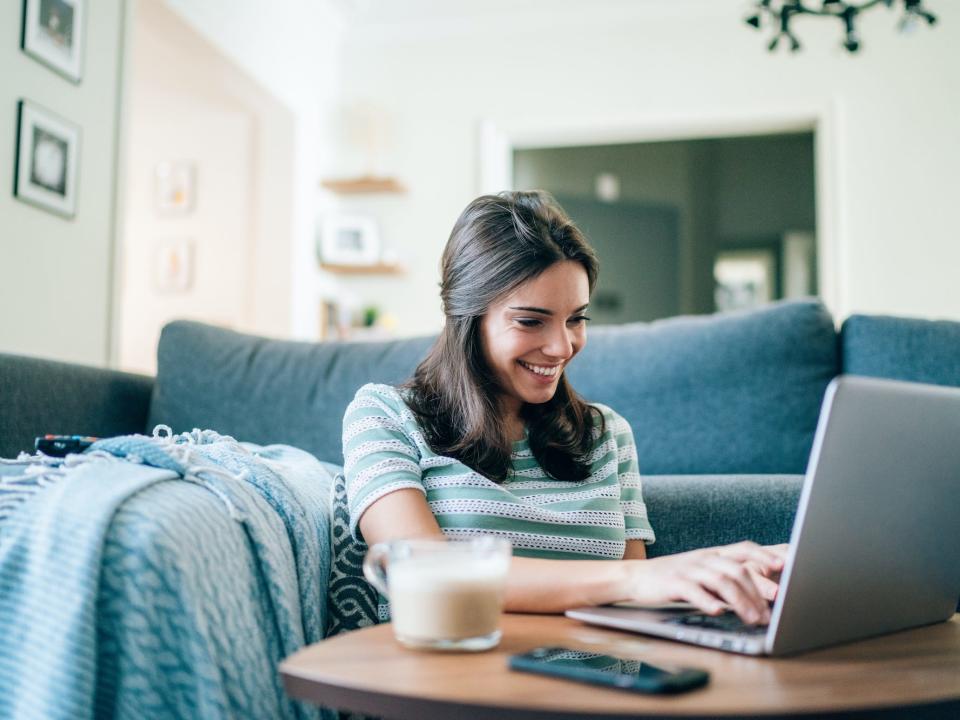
[507,304,589,316]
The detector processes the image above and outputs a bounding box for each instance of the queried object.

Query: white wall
[162,0,345,341]
[116,0,296,374]
[335,0,960,334]
[0,1,127,365]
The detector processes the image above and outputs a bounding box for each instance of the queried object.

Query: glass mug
[363,536,512,651]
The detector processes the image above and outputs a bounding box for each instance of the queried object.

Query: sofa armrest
[0,353,154,457]
[642,474,804,558]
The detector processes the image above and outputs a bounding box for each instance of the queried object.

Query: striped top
[342,383,656,560]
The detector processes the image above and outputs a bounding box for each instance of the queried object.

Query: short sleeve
[608,410,656,545]
[342,384,426,541]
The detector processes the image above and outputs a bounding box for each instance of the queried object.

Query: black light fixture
[745,0,939,54]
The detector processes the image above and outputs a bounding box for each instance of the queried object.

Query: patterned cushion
[325,472,389,638]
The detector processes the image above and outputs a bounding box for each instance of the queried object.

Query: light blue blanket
[0,429,335,720]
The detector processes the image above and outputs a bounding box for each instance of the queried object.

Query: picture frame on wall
[20,0,85,83]
[318,298,345,340]
[713,248,777,313]
[155,238,194,293]
[14,100,80,219]
[318,215,381,266]
[154,161,196,215]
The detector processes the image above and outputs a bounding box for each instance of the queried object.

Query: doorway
[513,133,817,322]
[114,0,295,373]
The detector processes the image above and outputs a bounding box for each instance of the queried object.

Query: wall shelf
[320,176,406,194]
[320,262,404,276]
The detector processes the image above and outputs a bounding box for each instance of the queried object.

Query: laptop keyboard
[664,612,768,635]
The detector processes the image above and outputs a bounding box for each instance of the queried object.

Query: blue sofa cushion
[148,322,434,466]
[642,474,804,558]
[567,300,839,475]
[841,314,960,388]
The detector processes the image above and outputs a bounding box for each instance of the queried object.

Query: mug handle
[362,543,390,597]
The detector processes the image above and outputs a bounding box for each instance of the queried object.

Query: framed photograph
[318,299,345,340]
[713,249,776,313]
[319,215,381,266]
[155,238,193,293]
[20,0,85,83]
[155,161,196,215]
[13,99,80,218]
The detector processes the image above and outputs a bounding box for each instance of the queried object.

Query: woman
[342,190,784,625]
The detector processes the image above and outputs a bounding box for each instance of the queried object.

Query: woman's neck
[501,400,525,443]
[506,419,525,443]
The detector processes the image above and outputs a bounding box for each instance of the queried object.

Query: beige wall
[115,0,295,374]
[0,1,127,365]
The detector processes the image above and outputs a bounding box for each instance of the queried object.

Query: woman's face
[480,260,590,417]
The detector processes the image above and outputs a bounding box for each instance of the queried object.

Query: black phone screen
[522,647,679,678]
[509,646,710,694]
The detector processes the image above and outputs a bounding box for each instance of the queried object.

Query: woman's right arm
[358,489,782,625]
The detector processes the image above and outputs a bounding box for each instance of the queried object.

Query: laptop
[566,375,960,656]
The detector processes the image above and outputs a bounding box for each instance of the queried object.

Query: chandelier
[745,0,939,53]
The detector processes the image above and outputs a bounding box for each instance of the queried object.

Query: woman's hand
[619,541,787,625]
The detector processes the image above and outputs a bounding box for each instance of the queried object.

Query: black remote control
[35,434,99,457]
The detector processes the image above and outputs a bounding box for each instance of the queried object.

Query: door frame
[477,100,845,320]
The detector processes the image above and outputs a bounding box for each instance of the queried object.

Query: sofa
[1,298,958,719]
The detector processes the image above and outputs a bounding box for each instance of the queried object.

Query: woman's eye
[515,318,542,328]
[568,315,591,326]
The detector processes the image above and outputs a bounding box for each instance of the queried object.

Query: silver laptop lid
[766,375,960,655]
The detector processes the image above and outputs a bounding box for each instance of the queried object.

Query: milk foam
[388,556,509,642]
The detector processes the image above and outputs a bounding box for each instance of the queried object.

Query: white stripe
[344,439,418,469]
[429,499,625,528]
[505,478,592,489]
[620,472,642,489]
[442,527,625,558]
[343,415,405,445]
[625,527,656,542]
[359,383,423,426]
[516,484,619,505]
[422,472,498,491]
[347,457,421,498]
[419,455,462,470]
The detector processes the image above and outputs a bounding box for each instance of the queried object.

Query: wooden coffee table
[280,613,960,719]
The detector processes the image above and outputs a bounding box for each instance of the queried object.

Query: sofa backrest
[150,299,840,474]
[148,323,434,467]
[567,299,839,474]
[841,314,960,387]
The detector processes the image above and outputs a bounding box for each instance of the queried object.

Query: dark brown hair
[403,190,604,482]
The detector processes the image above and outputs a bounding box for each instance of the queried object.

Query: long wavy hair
[403,190,604,482]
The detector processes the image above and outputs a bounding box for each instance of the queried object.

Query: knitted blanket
[0,428,335,720]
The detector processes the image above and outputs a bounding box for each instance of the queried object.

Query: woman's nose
[543,325,574,359]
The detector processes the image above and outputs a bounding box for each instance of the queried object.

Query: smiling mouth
[517,360,562,378]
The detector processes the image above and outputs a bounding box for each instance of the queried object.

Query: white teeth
[519,360,560,377]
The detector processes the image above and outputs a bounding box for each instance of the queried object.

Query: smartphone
[508,646,709,694]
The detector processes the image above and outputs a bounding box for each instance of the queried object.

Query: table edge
[280,662,960,720]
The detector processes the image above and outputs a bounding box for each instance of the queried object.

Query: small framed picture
[319,298,346,340]
[13,99,80,218]
[319,215,381,266]
[20,0,85,83]
[155,161,196,215]
[155,238,193,293]
[713,249,777,313]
